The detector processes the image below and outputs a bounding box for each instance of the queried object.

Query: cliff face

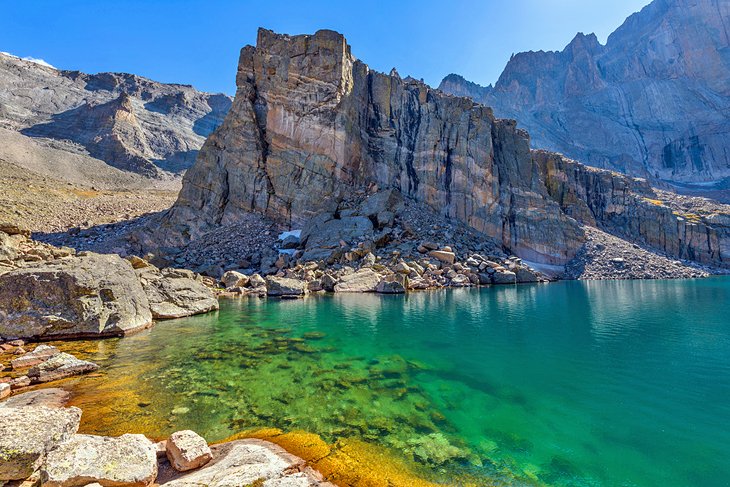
[535,151,730,266]
[164,29,584,265]
[439,0,730,185]
[0,52,232,178]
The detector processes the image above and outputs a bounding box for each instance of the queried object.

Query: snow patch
[0,51,56,69]
[278,230,301,240]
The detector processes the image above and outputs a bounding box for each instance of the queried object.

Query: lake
[51,278,730,486]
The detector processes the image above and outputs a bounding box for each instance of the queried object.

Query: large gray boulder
[333,269,381,293]
[0,405,81,481]
[136,267,219,319]
[0,253,152,340]
[42,434,158,487]
[265,277,307,297]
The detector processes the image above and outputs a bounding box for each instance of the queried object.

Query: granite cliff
[439,0,730,187]
[159,28,583,266]
[0,52,232,180]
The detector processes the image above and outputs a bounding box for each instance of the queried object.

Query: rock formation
[158,28,584,266]
[0,51,231,179]
[439,0,730,187]
[0,229,218,340]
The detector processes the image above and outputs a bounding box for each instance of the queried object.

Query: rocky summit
[439,0,730,190]
[0,51,232,180]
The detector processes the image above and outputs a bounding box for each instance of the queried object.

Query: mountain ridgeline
[0,52,232,180]
[439,0,730,186]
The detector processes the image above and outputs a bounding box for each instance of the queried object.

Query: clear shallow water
[55,278,730,486]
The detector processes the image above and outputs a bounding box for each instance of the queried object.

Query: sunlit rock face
[439,0,730,185]
[163,28,584,265]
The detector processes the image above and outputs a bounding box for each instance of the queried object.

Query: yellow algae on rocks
[222,428,488,487]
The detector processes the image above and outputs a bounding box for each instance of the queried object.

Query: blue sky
[1,0,650,95]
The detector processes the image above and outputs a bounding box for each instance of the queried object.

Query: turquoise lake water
[62,278,730,486]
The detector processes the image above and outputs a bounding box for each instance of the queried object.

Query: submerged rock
[10,344,60,369]
[0,388,71,409]
[0,405,81,481]
[28,352,99,384]
[0,253,152,340]
[42,434,158,487]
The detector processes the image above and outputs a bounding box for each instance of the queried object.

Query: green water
[61,278,730,486]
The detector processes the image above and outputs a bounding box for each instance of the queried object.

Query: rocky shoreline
[0,388,335,487]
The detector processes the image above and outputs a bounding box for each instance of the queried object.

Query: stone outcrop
[439,0,730,188]
[10,344,59,369]
[0,234,219,339]
[0,51,232,179]
[535,150,730,267]
[41,434,158,487]
[156,28,584,266]
[0,405,81,480]
[0,252,153,340]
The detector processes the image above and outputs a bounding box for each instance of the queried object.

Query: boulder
[334,269,381,292]
[42,434,158,487]
[428,250,456,264]
[10,344,60,369]
[376,279,406,294]
[265,277,307,297]
[248,274,266,288]
[0,405,81,480]
[220,271,248,289]
[137,268,219,319]
[0,382,9,399]
[0,253,152,340]
[492,270,517,285]
[514,267,541,283]
[28,352,99,384]
[166,430,212,472]
[125,255,151,269]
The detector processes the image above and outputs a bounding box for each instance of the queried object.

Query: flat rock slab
[0,405,81,481]
[42,434,158,487]
[0,388,71,409]
[265,277,307,297]
[10,344,59,369]
[158,439,333,486]
[28,352,99,384]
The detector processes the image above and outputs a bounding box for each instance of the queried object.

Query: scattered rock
[166,430,213,472]
[428,250,455,264]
